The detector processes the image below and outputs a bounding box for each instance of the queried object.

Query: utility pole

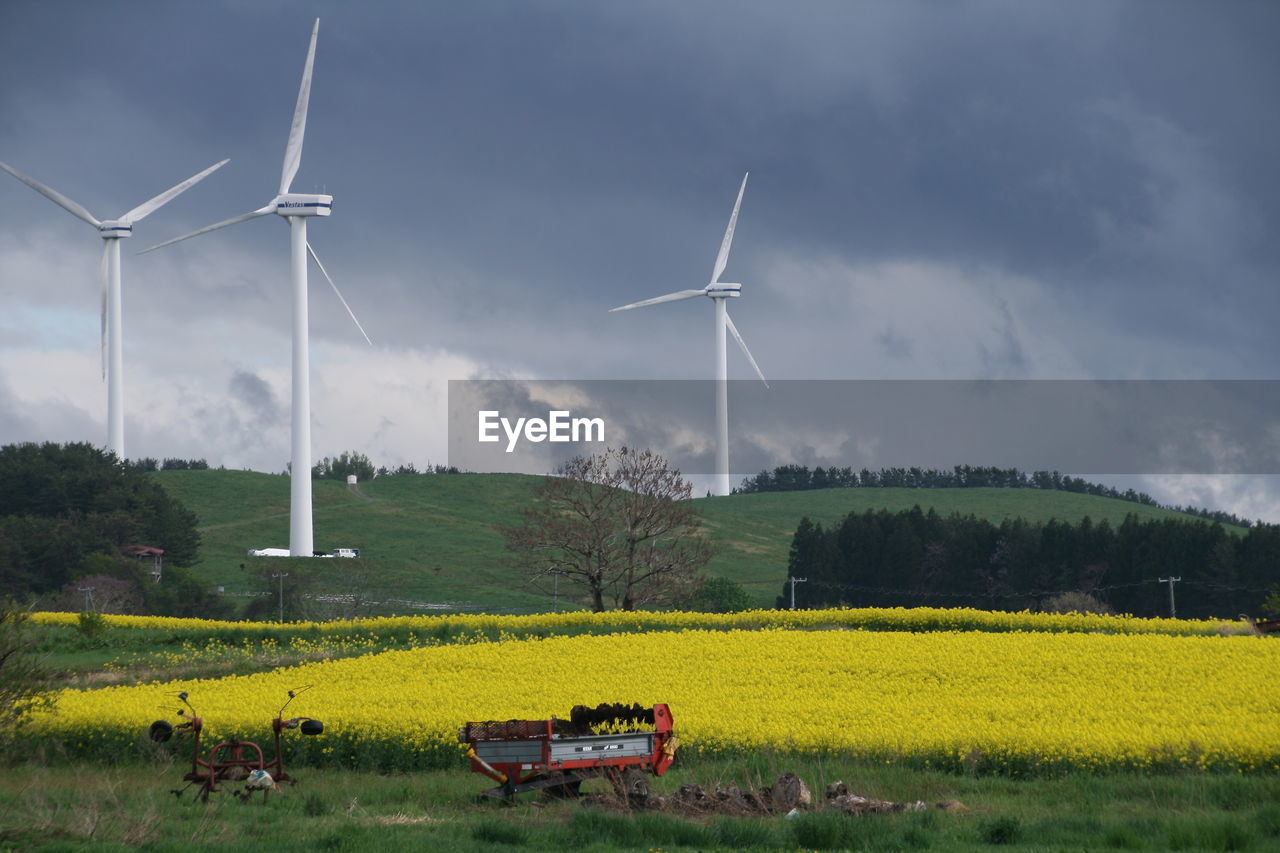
[788,576,808,611]
[78,586,95,612]
[549,570,566,611]
[272,571,289,622]
[1158,576,1181,618]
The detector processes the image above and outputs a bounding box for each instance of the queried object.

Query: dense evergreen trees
[781,507,1277,619]
[739,465,1252,528]
[0,442,224,616]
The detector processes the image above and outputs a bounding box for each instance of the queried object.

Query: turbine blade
[308,241,372,346]
[99,242,109,380]
[138,205,274,254]
[280,19,320,195]
[608,289,706,312]
[710,172,748,285]
[0,160,100,227]
[122,159,230,223]
[724,308,768,387]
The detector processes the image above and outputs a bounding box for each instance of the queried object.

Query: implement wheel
[619,767,650,806]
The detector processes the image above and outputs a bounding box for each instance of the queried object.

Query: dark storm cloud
[229,369,281,428]
[4,1,1275,367]
[316,0,1280,378]
[3,1,1280,512]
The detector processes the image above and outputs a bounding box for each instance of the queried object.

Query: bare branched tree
[499,447,714,611]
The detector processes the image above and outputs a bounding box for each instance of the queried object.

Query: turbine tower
[610,173,766,497]
[0,157,229,460]
[143,18,369,557]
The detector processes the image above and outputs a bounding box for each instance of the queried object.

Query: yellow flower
[27,627,1280,774]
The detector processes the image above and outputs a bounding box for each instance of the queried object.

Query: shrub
[0,603,54,739]
[76,610,108,641]
[1042,591,1112,615]
[685,576,755,613]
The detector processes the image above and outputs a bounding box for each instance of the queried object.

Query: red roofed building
[121,544,164,582]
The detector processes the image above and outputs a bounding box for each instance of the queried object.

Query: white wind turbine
[0,157,228,460]
[142,18,370,558]
[610,173,766,497]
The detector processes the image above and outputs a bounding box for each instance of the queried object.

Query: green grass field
[153,470,1224,612]
[3,756,1277,851]
[14,604,1277,851]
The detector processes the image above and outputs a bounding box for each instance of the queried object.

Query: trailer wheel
[620,768,650,806]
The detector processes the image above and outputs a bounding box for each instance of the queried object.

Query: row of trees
[127,451,460,480]
[781,507,1277,619]
[124,457,212,472]
[130,450,467,482]
[310,450,460,481]
[737,465,1252,528]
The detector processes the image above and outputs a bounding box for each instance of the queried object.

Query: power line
[767,573,1274,601]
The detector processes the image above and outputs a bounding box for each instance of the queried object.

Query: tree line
[0,442,228,617]
[124,457,213,472]
[738,465,1252,529]
[127,451,462,481]
[781,507,1278,619]
[311,450,461,481]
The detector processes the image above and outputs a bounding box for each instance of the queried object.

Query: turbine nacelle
[97,220,133,239]
[706,283,741,298]
[274,193,332,217]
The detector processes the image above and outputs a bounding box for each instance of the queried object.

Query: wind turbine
[142,18,369,558]
[0,157,229,460]
[610,173,766,497]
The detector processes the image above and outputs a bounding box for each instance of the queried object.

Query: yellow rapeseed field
[29,605,1243,637]
[31,628,1280,774]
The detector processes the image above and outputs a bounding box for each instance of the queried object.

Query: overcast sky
[1,1,1278,517]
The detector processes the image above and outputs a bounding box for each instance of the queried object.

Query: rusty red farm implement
[459,702,677,801]
[148,687,324,802]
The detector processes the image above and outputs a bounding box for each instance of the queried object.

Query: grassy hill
[153,470,1220,613]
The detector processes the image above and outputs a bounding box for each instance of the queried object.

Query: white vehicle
[247,547,358,558]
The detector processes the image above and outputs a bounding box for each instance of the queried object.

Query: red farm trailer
[459,702,677,800]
